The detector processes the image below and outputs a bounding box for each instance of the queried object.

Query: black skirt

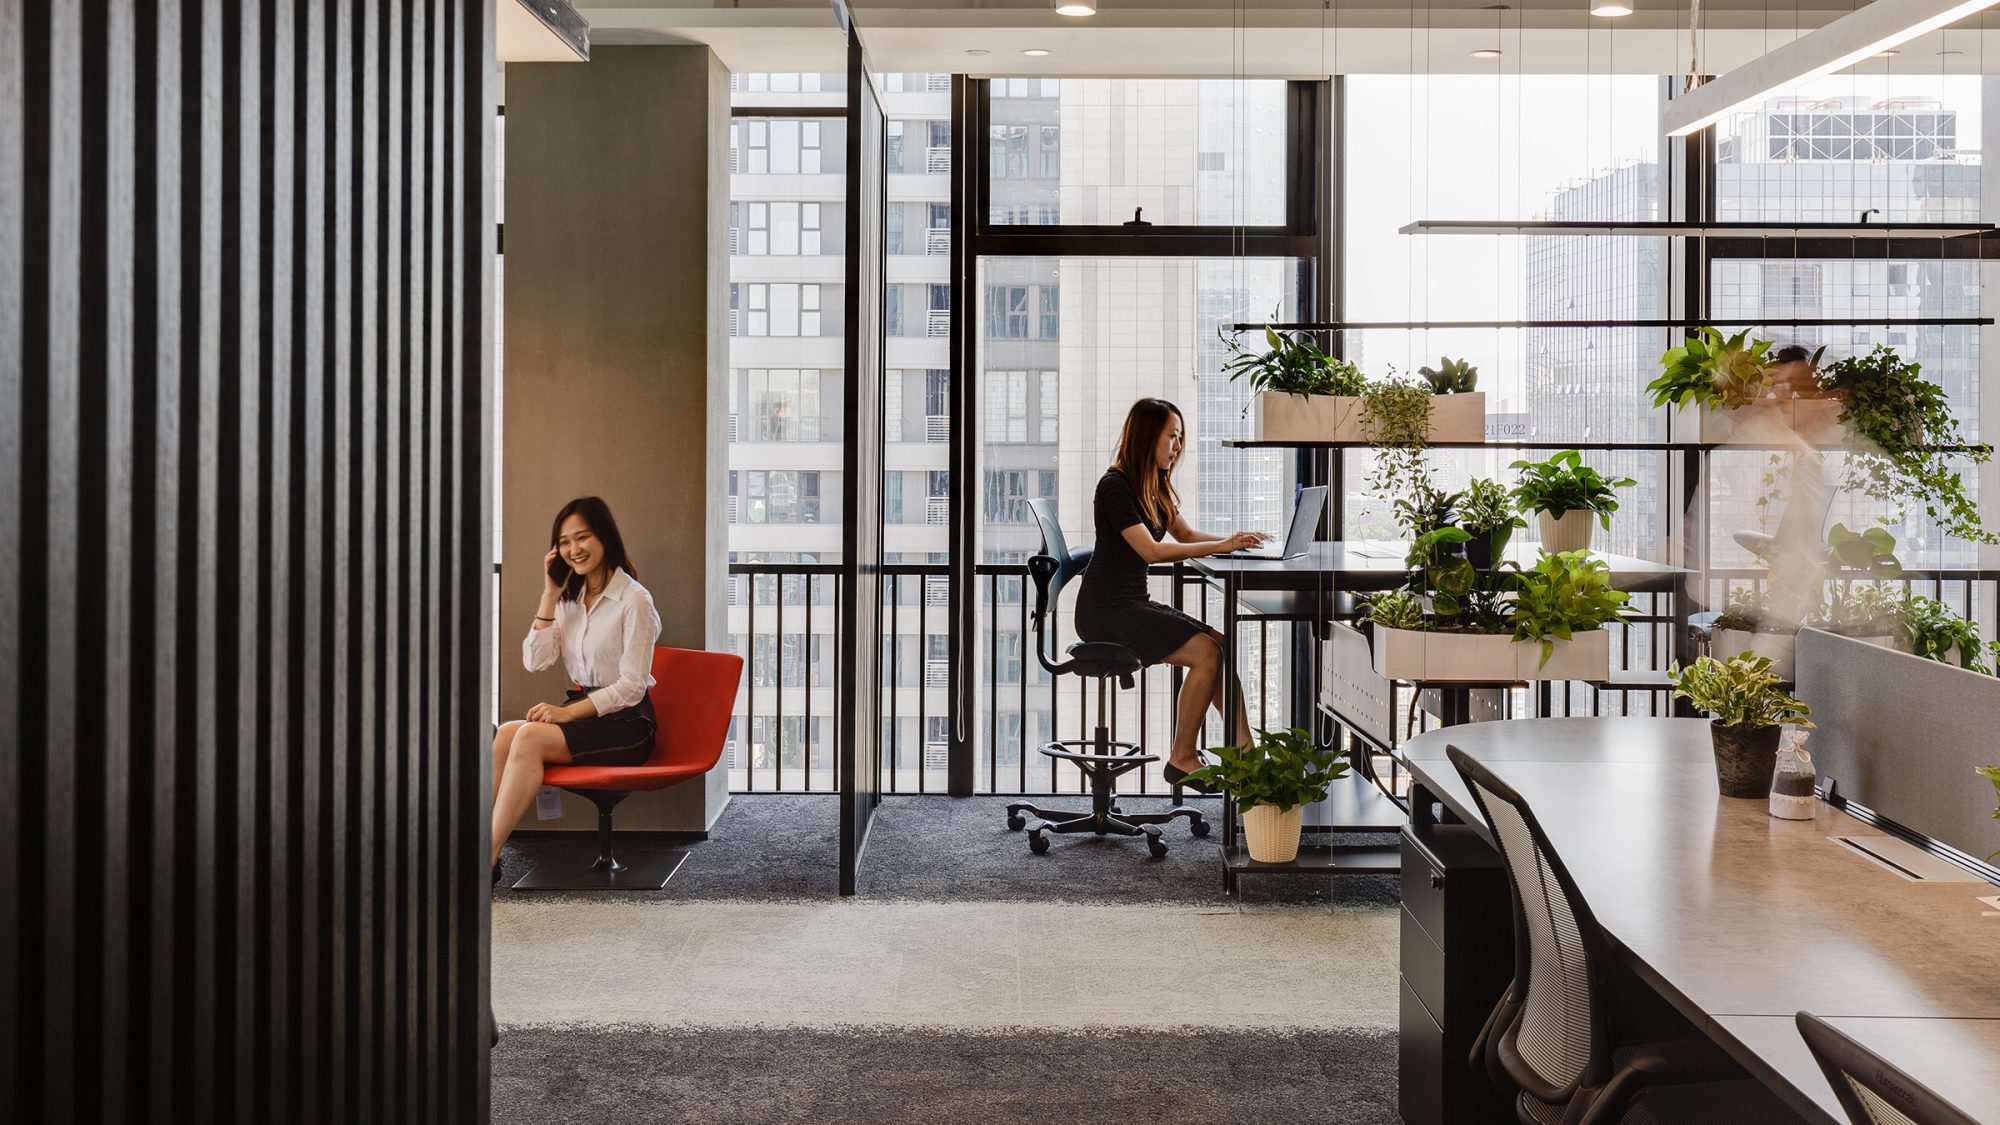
[1074,598,1210,666]
[556,686,657,766]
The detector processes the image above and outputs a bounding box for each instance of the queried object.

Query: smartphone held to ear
[548,555,572,586]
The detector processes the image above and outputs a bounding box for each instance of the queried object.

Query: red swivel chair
[512,646,744,890]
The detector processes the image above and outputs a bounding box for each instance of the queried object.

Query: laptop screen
[1283,486,1328,553]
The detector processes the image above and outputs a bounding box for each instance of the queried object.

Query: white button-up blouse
[522,567,662,715]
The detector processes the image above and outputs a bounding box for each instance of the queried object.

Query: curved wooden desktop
[1400,717,2000,1124]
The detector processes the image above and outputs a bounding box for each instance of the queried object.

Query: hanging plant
[1362,376,1436,502]
[1648,327,1778,410]
[1817,345,1995,545]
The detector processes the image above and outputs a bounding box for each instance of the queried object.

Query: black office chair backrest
[1796,1012,1980,1125]
[1026,498,1090,674]
[1448,745,1614,1108]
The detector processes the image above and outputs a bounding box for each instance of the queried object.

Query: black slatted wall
[2,1,494,1121]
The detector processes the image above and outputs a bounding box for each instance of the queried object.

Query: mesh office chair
[1004,499,1207,858]
[1796,1012,1980,1125]
[1448,746,1801,1124]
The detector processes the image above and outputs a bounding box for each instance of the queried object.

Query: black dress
[1073,468,1210,665]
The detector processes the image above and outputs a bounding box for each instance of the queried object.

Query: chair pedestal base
[511,848,688,891]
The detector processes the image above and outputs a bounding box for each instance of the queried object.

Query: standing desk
[1399,717,2000,1124]
[1182,544,1685,893]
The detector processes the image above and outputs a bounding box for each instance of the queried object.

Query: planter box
[1254,391,1486,443]
[1713,627,1798,680]
[1370,626,1611,683]
[1692,397,1845,445]
[1523,629,1612,680]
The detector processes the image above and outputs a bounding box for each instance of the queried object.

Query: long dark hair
[550,496,635,603]
[1111,397,1185,528]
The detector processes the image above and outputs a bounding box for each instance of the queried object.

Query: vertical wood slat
[2,1,493,1120]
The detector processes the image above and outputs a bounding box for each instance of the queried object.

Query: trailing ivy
[1817,345,1995,544]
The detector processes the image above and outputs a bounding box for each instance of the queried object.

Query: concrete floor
[491,898,1400,1032]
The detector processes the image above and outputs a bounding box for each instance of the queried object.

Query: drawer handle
[1428,872,1444,890]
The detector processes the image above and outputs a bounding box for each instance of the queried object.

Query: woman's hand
[543,546,565,597]
[1214,531,1271,554]
[525,702,575,724]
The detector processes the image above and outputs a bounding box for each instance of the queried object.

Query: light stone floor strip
[492,899,1400,1032]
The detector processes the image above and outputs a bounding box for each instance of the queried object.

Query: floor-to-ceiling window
[972,79,1312,793]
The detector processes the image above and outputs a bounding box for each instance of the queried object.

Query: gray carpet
[496,794,1399,907]
[492,1025,1402,1125]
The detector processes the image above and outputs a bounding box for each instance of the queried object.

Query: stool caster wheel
[1147,836,1169,859]
[1007,814,1026,831]
[1029,833,1050,856]
[1190,817,1211,838]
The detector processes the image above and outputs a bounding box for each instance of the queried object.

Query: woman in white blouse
[491,496,662,878]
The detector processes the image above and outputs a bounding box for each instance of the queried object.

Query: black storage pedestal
[1398,786,1516,1125]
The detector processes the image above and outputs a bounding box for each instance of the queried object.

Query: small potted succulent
[1414,355,1488,442]
[1510,449,1634,555]
[1182,728,1350,863]
[1222,325,1368,441]
[1668,653,1815,799]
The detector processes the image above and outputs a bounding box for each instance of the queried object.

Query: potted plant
[1458,477,1525,570]
[1817,345,1996,545]
[1896,595,1991,672]
[1362,584,1518,683]
[1510,449,1634,554]
[1711,588,1801,679]
[1668,653,1815,799]
[1181,728,1349,863]
[1509,551,1630,678]
[1810,523,1903,647]
[1650,329,1840,443]
[1414,355,1488,442]
[1222,325,1368,441]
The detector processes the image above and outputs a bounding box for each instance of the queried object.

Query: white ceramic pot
[1538,509,1596,555]
[1712,628,1797,680]
[1242,802,1305,863]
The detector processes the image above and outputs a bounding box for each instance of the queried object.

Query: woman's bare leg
[491,721,572,866]
[491,721,525,806]
[1161,631,1255,771]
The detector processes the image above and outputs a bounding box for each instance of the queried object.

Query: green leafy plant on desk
[1897,595,1992,674]
[1510,449,1634,555]
[1668,653,1814,799]
[1183,728,1349,864]
[1978,766,2000,859]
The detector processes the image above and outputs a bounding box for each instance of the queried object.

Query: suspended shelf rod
[1399,220,1995,237]
[1229,318,1995,332]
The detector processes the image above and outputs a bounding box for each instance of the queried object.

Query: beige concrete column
[501,46,732,833]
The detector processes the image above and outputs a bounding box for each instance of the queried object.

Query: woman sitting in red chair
[490,496,662,882]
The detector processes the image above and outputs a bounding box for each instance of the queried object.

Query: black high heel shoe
[1162,764,1214,795]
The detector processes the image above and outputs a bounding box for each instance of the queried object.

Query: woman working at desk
[1075,398,1267,791]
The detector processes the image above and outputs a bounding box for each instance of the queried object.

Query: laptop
[1216,485,1327,560]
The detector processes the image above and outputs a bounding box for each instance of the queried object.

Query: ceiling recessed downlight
[1023,48,1051,56]
[1055,0,1097,15]
[1938,48,1965,55]
[1470,48,1503,58]
[965,48,989,56]
[1591,3,1633,15]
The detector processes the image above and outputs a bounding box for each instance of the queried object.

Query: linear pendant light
[1664,0,2000,137]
